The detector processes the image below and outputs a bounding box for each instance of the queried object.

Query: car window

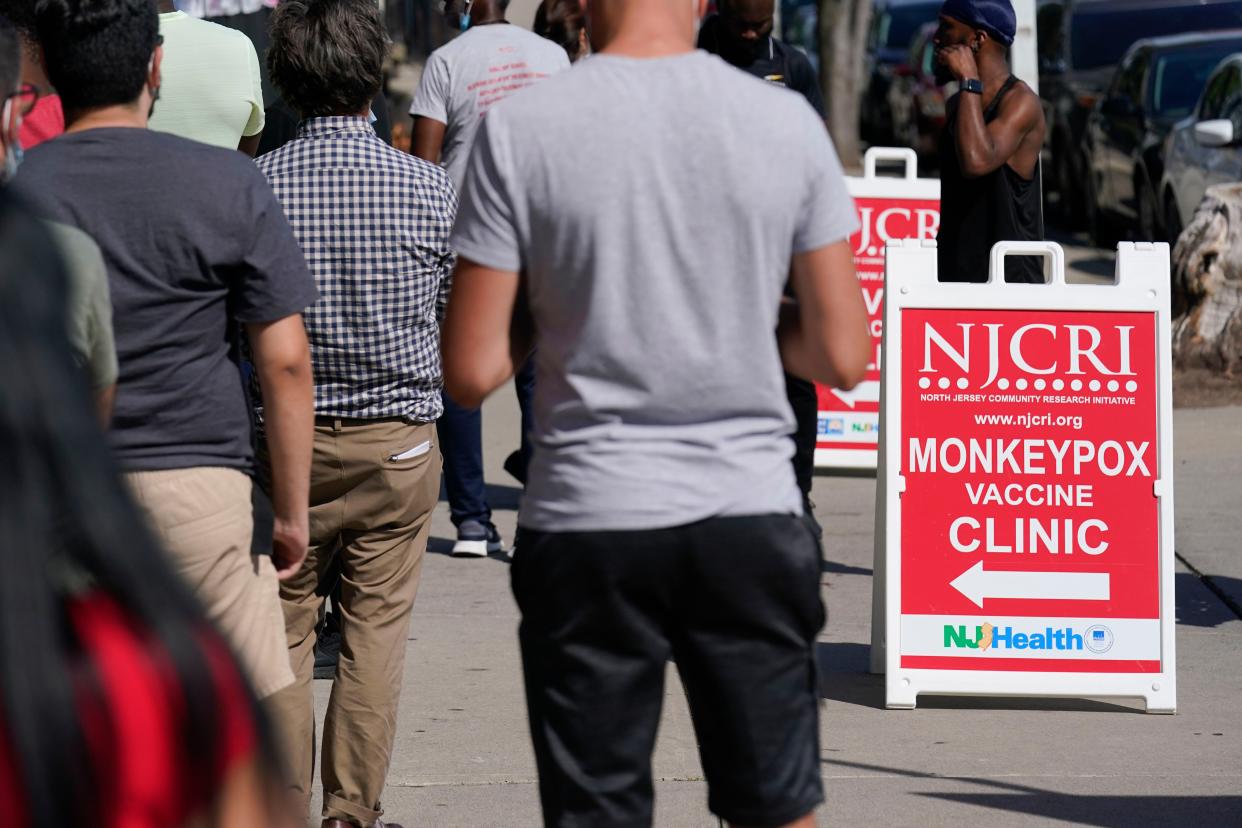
[879,3,939,50]
[1222,66,1242,132]
[1200,65,1239,120]
[1116,50,1148,106]
[1151,43,1242,119]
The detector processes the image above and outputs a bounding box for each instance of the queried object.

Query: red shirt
[0,594,257,826]
[19,94,64,150]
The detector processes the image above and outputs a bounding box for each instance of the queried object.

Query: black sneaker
[452,519,504,557]
[314,627,341,680]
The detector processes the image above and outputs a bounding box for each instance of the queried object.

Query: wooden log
[1171,183,1242,374]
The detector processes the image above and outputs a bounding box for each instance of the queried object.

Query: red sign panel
[898,308,1161,673]
[816,197,940,458]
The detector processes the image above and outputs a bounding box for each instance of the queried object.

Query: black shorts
[512,514,825,828]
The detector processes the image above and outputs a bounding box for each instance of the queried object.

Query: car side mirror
[1194,118,1235,147]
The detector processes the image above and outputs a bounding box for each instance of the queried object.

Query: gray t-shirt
[452,51,859,532]
[410,23,570,189]
[18,128,318,472]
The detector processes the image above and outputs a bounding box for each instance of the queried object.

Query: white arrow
[949,561,1110,608]
[830,380,880,410]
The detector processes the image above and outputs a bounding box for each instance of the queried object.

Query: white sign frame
[816,148,941,471]
[872,238,1177,713]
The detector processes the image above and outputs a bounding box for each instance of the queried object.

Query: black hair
[0,0,35,39]
[268,0,388,119]
[34,0,158,113]
[0,15,18,95]
[0,190,280,823]
[533,0,584,61]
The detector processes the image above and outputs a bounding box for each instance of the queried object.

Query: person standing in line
[0,0,63,148]
[443,0,870,824]
[934,0,1045,282]
[698,0,827,536]
[174,0,277,102]
[149,0,266,154]
[0,18,117,424]
[0,184,298,828]
[18,0,318,704]
[258,2,456,826]
[410,0,569,556]
[533,0,589,62]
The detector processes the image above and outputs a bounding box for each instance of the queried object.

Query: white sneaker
[452,520,504,557]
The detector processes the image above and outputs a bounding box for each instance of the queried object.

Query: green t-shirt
[43,220,118,390]
[148,11,265,150]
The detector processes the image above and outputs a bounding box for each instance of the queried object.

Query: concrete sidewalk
[308,395,1242,827]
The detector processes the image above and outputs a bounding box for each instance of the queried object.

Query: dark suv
[1039,0,1242,227]
[861,0,941,145]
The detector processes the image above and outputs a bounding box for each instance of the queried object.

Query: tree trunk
[1171,183,1242,375]
[819,0,874,169]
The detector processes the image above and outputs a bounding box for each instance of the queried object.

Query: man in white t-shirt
[411,0,568,557]
[150,0,265,154]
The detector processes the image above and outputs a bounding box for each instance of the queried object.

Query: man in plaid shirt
[255,2,455,825]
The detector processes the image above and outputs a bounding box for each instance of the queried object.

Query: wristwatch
[962,78,984,95]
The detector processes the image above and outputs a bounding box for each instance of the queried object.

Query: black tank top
[937,75,1044,283]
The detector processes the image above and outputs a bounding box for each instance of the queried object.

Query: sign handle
[988,240,1067,285]
[863,147,919,181]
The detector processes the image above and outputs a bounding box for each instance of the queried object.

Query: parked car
[1039,0,1242,227]
[1161,53,1242,241]
[1085,30,1242,243]
[887,22,951,161]
[861,0,940,145]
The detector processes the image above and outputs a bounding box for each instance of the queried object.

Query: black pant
[512,514,825,827]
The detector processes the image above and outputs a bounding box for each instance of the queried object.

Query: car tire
[1137,181,1162,242]
[1085,172,1117,249]
[1164,194,1183,248]
[1055,143,1086,230]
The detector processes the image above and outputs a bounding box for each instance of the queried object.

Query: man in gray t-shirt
[411,0,569,557]
[441,1,870,825]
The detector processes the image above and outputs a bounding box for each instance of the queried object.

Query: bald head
[582,0,706,55]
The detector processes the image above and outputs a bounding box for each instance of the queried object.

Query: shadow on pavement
[817,642,886,710]
[823,758,1241,826]
[822,558,873,576]
[436,482,523,511]
[1175,571,1242,628]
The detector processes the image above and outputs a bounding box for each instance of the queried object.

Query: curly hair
[34,0,159,112]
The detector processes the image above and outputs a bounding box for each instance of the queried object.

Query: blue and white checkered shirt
[256,116,457,423]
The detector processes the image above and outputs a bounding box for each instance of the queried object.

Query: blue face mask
[1,100,21,184]
[460,0,473,30]
[2,141,22,183]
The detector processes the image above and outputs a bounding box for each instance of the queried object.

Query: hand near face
[936,43,979,83]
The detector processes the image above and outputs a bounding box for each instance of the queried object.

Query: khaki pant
[268,419,440,827]
[125,467,294,698]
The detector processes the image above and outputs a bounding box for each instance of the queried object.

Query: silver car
[1161,53,1242,240]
